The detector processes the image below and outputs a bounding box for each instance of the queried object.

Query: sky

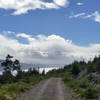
[0,0,100,65]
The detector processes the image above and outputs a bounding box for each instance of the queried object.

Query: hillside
[47,56,100,100]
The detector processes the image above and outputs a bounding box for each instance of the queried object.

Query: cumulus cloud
[69,11,100,23]
[0,31,100,65]
[0,0,69,15]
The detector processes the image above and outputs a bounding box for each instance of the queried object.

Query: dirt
[15,78,76,100]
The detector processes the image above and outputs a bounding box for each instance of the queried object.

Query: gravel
[15,78,73,100]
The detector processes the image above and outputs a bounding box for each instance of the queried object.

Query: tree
[71,61,80,76]
[1,54,14,83]
[1,54,13,73]
[1,55,22,83]
[42,69,45,76]
[1,55,22,74]
[95,60,100,73]
[28,68,39,76]
[13,59,21,73]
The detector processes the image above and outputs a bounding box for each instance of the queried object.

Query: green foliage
[1,54,22,83]
[63,74,100,100]
[0,93,7,100]
[1,54,21,73]
[46,56,100,100]
[82,86,98,99]
[63,75,78,89]
[78,79,90,89]
[1,54,13,73]
[0,54,43,100]
[0,76,42,99]
[87,56,100,73]
[71,61,80,76]
[1,54,100,100]
[42,69,45,76]
[13,59,21,72]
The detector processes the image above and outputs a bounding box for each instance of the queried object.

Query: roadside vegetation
[47,56,100,100]
[1,54,100,100]
[0,54,44,100]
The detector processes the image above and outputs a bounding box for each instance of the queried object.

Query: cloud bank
[0,0,69,15]
[0,31,100,65]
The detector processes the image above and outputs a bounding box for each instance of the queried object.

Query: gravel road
[15,78,72,100]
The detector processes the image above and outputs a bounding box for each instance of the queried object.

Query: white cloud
[0,0,69,15]
[17,33,34,42]
[69,11,100,23]
[69,12,86,18]
[82,11,100,23]
[1,31,15,35]
[0,31,100,65]
[92,11,100,22]
[5,31,15,34]
[76,2,84,6]
[53,0,69,7]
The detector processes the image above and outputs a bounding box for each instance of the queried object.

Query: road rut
[15,78,72,100]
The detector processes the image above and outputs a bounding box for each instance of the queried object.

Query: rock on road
[15,78,72,100]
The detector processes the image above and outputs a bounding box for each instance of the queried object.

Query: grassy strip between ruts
[0,76,43,100]
[62,74,100,100]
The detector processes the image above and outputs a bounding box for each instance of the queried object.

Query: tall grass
[63,74,100,100]
[0,76,42,100]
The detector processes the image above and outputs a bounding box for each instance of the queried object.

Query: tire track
[15,78,72,100]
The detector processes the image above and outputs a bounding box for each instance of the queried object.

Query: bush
[0,77,42,100]
[71,61,80,76]
[0,93,7,100]
[63,75,78,89]
[78,79,90,89]
[63,75,73,82]
[83,86,98,99]
[63,75,99,99]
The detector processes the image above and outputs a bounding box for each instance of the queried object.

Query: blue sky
[0,0,100,64]
[0,0,100,45]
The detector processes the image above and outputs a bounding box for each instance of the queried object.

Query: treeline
[0,54,44,84]
[63,56,100,77]
[47,56,100,76]
[47,60,86,77]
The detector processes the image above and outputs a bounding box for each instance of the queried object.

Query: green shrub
[0,93,7,100]
[63,75,99,100]
[63,75,73,82]
[83,86,98,99]
[0,76,42,100]
[63,75,78,89]
[78,79,90,89]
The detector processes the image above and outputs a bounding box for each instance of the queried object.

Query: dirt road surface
[15,78,73,100]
